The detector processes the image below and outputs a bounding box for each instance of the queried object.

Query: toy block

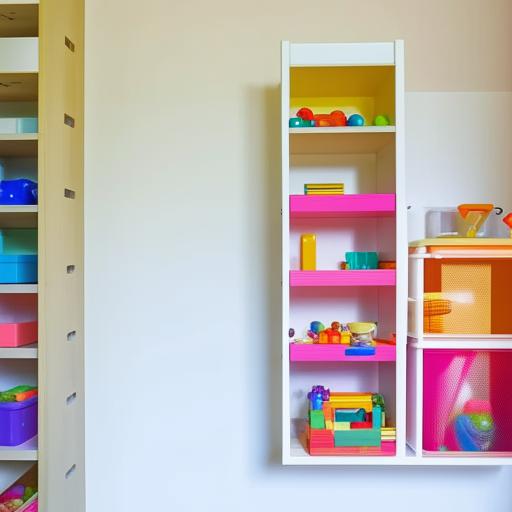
[351,421,372,429]
[309,428,334,448]
[335,408,365,423]
[334,429,381,447]
[325,419,333,430]
[309,409,325,430]
[329,394,373,412]
[322,402,333,421]
[340,331,351,345]
[345,346,376,356]
[334,421,351,431]
[300,234,316,270]
[372,405,382,429]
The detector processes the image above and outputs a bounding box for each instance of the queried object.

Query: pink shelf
[290,194,395,218]
[290,270,396,287]
[290,342,396,362]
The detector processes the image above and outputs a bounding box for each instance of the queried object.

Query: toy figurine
[307,385,330,410]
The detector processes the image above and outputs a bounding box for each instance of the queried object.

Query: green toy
[373,114,390,126]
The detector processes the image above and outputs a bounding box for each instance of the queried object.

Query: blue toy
[0,179,38,205]
[345,346,376,356]
[347,114,365,127]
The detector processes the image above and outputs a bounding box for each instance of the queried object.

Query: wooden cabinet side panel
[38,0,85,510]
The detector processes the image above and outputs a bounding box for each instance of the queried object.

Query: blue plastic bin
[0,255,37,283]
[0,179,38,205]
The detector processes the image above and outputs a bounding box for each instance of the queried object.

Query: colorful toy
[289,117,315,128]
[293,108,347,128]
[0,481,37,512]
[344,251,378,270]
[0,386,37,403]
[347,113,364,126]
[296,107,314,120]
[288,328,295,338]
[456,203,494,237]
[373,114,390,126]
[306,387,395,454]
[345,346,376,356]
[300,234,316,271]
[347,322,376,347]
[503,212,512,237]
[453,399,495,451]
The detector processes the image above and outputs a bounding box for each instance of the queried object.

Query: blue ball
[347,114,365,126]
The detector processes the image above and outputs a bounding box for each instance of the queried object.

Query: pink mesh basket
[423,349,512,454]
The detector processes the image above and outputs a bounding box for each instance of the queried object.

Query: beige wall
[85,1,512,511]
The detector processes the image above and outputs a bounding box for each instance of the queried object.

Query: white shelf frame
[281,40,408,466]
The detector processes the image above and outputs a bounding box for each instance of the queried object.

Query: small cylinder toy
[300,234,316,270]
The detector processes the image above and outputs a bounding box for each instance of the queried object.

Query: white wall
[84,1,512,510]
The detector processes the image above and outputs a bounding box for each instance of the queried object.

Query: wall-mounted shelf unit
[282,40,407,465]
[0,0,85,509]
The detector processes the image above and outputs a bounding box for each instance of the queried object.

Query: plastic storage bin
[423,349,512,455]
[424,258,512,335]
[0,255,37,284]
[0,396,37,446]
[0,229,37,284]
[0,179,38,205]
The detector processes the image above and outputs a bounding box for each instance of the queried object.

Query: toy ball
[289,117,304,128]
[374,114,390,126]
[347,114,364,126]
[310,321,325,334]
[288,328,295,338]
[330,110,347,126]
[297,107,314,121]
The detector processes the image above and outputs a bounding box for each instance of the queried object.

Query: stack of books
[304,183,344,195]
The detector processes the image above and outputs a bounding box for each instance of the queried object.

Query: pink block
[0,321,37,347]
[290,194,396,219]
[290,270,396,287]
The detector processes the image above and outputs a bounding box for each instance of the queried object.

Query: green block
[309,409,325,430]
[334,429,381,447]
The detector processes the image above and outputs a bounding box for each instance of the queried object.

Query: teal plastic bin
[0,230,37,283]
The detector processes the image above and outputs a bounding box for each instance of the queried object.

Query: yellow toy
[300,234,316,270]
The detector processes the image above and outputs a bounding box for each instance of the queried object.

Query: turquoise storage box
[0,255,37,283]
[345,251,378,270]
[0,229,37,283]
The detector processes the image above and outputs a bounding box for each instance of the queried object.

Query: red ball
[330,110,347,126]
[297,107,314,121]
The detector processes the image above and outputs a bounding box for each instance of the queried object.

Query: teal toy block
[309,409,325,430]
[334,408,365,423]
[334,429,381,447]
[372,405,382,429]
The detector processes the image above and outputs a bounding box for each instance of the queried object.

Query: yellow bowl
[347,322,376,334]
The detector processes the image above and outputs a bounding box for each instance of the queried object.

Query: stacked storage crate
[407,205,512,462]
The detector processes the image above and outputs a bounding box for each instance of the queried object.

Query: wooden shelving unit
[0,0,85,509]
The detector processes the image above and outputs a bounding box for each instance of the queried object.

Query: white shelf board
[289,128,395,154]
[0,284,37,294]
[0,205,37,214]
[0,461,34,495]
[0,343,37,358]
[289,126,396,134]
[288,436,512,465]
[408,335,512,350]
[0,436,37,461]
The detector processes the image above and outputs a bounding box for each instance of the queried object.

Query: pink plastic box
[423,349,512,455]
[0,294,37,347]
